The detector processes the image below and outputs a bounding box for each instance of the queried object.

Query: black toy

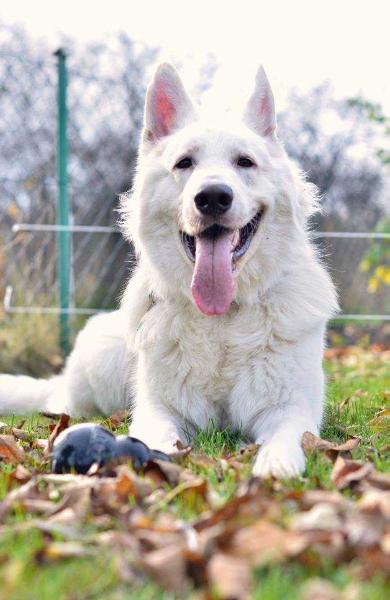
[51,423,171,474]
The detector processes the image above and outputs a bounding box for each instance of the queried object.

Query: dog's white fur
[0,64,338,477]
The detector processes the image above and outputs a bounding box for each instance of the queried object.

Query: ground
[0,346,389,600]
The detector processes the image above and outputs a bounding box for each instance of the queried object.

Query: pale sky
[2,0,390,111]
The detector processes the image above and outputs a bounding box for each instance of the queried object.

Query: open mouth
[180,210,263,265]
[180,210,263,317]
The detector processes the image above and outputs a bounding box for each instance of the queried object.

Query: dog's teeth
[232,231,240,249]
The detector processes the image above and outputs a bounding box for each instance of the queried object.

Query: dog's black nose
[194,184,233,217]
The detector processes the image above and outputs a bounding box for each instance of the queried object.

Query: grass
[0,349,389,599]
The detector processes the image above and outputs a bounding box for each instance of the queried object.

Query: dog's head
[124,63,318,315]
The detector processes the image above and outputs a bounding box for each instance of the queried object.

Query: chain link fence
[0,24,389,373]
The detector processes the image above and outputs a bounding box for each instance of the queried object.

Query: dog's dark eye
[237,156,256,168]
[175,157,193,169]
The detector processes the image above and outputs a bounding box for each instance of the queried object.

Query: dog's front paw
[147,437,182,454]
[252,441,305,479]
[129,422,182,455]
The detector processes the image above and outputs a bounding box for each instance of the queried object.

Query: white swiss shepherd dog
[0,63,338,478]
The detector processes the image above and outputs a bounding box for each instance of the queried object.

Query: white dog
[0,64,338,477]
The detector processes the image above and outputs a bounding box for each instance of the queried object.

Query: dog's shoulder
[265,254,338,342]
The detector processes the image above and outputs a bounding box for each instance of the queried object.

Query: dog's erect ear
[143,63,196,144]
[244,66,276,138]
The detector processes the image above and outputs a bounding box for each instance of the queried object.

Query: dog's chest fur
[134,296,315,431]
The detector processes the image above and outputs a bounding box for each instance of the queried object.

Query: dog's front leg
[251,397,321,478]
[129,397,184,454]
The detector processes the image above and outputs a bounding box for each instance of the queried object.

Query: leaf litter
[0,347,389,598]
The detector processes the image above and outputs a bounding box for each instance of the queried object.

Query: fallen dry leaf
[33,438,49,451]
[227,520,290,567]
[369,409,390,432]
[301,490,350,510]
[302,432,360,461]
[0,353,389,600]
[168,445,192,461]
[37,541,95,562]
[358,489,390,519]
[366,469,390,491]
[331,456,374,490]
[207,552,251,600]
[331,455,390,491]
[114,465,154,500]
[140,544,186,594]
[0,434,25,464]
[10,464,32,485]
[0,479,39,521]
[339,389,369,412]
[149,477,208,514]
[291,503,342,532]
[45,413,70,455]
[301,577,342,600]
[11,427,31,442]
[144,458,198,487]
[107,410,129,429]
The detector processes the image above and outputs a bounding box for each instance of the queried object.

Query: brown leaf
[107,410,129,429]
[11,428,31,442]
[39,411,64,420]
[339,389,367,411]
[345,511,385,549]
[195,484,279,534]
[45,507,84,527]
[150,478,208,514]
[331,456,374,490]
[144,458,196,487]
[140,544,186,594]
[369,409,390,432]
[32,438,49,451]
[301,578,342,600]
[358,489,390,519]
[114,465,153,500]
[291,503,342,532]
[21,499,57,514]
[0,434,25,464]
[227,520,290,567]
[207,552,251,600]
[366,470,390,491]
[302,432,360,461]
[227,444,259,463]
[169,445,192,461]
[301,490,350,510]
[135,528,184,552]
[10,464,32,485]
[45,413,70,456]
[37,541,94,562]
[0,479,39,521]
[356,547,390,579]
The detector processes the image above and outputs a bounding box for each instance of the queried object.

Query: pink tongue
[191,231,235,316]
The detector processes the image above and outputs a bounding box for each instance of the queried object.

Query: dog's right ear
[143,63,196,146]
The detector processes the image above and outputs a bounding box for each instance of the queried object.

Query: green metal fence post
[54,48,71,355]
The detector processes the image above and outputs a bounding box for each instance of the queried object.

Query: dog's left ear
[143,63,196,146]
[244,66,276,138]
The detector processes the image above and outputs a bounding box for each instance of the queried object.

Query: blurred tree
[278,83,387,232]
[277,84,389,315]
[0,23,157,307]
[347,98,390,295]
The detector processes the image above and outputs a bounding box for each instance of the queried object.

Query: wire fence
[0,33,389,364]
